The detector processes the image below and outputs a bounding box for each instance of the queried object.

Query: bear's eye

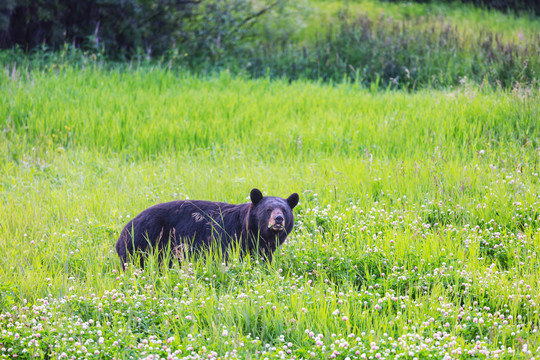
[266,208,273,214]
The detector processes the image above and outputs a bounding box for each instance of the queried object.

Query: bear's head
[248,188,299,247]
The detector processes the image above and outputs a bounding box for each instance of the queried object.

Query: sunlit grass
[309,0,540,44]
[1,65,539,358]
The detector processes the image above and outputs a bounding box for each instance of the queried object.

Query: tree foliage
[0,0,283,57]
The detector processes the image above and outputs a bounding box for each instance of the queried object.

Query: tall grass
[1,66,539,358]
[249,5,540,89]
[1,65,538,158]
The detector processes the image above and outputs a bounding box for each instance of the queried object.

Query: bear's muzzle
[268,210,286,231]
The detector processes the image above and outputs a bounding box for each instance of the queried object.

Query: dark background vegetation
[0,0,538,89]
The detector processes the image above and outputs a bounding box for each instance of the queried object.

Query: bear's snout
[268,209,286,231]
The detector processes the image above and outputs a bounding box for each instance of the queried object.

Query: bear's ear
[250,188,264,205]
[287,193,299,209]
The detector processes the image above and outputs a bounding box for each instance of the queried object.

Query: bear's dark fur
[116,188,299,268]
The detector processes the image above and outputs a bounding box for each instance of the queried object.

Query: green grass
[282,0,539,89]
[308,0,540,42]
[1,64,540,359]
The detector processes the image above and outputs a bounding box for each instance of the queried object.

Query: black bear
[116,188,299,268]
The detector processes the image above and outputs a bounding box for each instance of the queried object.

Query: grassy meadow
[1,62,539,359]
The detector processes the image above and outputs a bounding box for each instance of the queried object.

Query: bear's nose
[275,215,284,224]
